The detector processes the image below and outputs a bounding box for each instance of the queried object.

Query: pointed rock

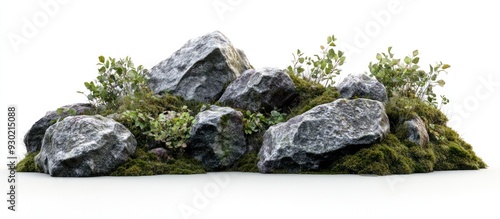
[148,31,252,103]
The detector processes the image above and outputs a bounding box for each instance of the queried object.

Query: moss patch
[111,148,206,176]
[431,126,486,170]
[386,96,448,128]
[16,152,42,172]
[328,134,416,175]
[287,74,340,119]
[228,152,259,172]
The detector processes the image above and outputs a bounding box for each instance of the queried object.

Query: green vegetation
[243,110,287,135]
[16,152,42,173]
[18,36,485,176]
[369,47,450,107]
[227,152,259,172]
[110,148,205,176]
[79,56,149,110]
[288,35,346,87]
[120,106,195,151]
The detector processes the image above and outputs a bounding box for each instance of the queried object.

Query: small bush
[79,56,149,110]
[120,106,195,151]
[288,35,345,87]
[369,47,450,107]
[243,110,287,135]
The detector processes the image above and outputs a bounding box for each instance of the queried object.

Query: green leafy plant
[287,35,346,87]
[121,106,195,151]
[79,56,149,109]
[243,110,287,135]
[369,47,450,107]
[148,106,194,149]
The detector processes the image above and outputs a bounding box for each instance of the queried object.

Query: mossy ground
[227,77,485,175]
[111,148,206,176]
[18,74,485,176]
[16,152,42,173]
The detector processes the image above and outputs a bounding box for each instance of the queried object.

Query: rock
[188,105,246,170]
[24,103,94,153]
[336,74,388,102]
[35,115,136,177]
[258,98,390,173]
[219,68,297,112]
[404,116,429,148]
[149,148,170,162]
[148,31,252,103]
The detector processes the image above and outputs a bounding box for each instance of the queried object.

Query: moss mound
[19,71,485,176]
[16,152,42,173]
[294,96,485,175]
[286,74,340,119]
[110,148,206,176]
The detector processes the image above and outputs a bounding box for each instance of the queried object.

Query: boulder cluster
[24,31,432,176]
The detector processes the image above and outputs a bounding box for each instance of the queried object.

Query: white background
[1,0,499,218]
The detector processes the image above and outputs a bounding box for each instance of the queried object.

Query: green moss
[228,152,259,172]
[287,74,339,119]
[386,96,448,128]
[111,148,206,176]
[329,134,415,175]
[16,152,42,172]
[431,126,486,170]
[116,92,203,116]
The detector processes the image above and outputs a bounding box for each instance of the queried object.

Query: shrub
[287,35,346,87]
[243,110,287,135]
[369,47,450,107]
[120,106,195,151]
[79,56,149,109]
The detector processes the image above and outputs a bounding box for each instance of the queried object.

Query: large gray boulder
[188,106,246,170]
[258,98,390,173]
[218,68,297,112]
[404,116,429,148]
[148,31,252,103]
[24,103,94,153]
[35,115,136,177]
[337,74,388,102]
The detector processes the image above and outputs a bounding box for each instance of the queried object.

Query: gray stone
[337,74,388,102]
[149,148,170,161]
[24,103,94,153]
[148,31,252,103]
[258,98,390,173]
[219,68,297,112]
[188,105,246,170]
[404,116,429,148]
[35,115,136,177]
